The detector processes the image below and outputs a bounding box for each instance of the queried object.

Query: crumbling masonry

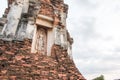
[0,0,86,80]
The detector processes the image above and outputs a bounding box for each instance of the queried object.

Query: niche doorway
[35,27,47,55]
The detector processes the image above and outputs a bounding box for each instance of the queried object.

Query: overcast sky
[0,0,120,80]
[64,0,120,80]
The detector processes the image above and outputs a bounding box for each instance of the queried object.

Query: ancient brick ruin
[0,0,86,79]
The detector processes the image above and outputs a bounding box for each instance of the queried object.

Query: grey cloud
[102,36,113,41]
[113,47,120,52]
[65,0,120,79]
[75,0,98,9]
[74,57,120,74]
[73,45,120,62]
[67,16,97,42]
[72,41,120,74]
[79,17,96,40]
[72,48,98,59]
[102,53,120,62]
[73,46,120,74]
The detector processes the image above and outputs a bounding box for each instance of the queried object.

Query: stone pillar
[67,42,73,59]
[15,21,27,40]
[47,29,54,56]
[60,29,68,50]
[60,12,67,26]
[26,17,35,39]
[22,0,29,13]
[54,26,61,45]
[31,25,37,53]
[2,0,24,40]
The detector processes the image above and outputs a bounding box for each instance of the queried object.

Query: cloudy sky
[0,0,120,80]
[64,0,120,80]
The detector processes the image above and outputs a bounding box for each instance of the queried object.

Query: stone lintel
[36,14,53,28]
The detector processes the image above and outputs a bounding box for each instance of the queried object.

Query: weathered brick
[0,0,86,79]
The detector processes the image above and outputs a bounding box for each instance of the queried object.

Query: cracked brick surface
[0,39,85,80]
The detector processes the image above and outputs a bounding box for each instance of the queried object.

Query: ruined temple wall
[0,1,86,79]
[0,0,73,57]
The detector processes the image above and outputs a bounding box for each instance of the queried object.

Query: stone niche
[31,27,54,56]
[31,1,69,56]
[31,14,54,56]
[31,14,69,56]
[32,27,47,55]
